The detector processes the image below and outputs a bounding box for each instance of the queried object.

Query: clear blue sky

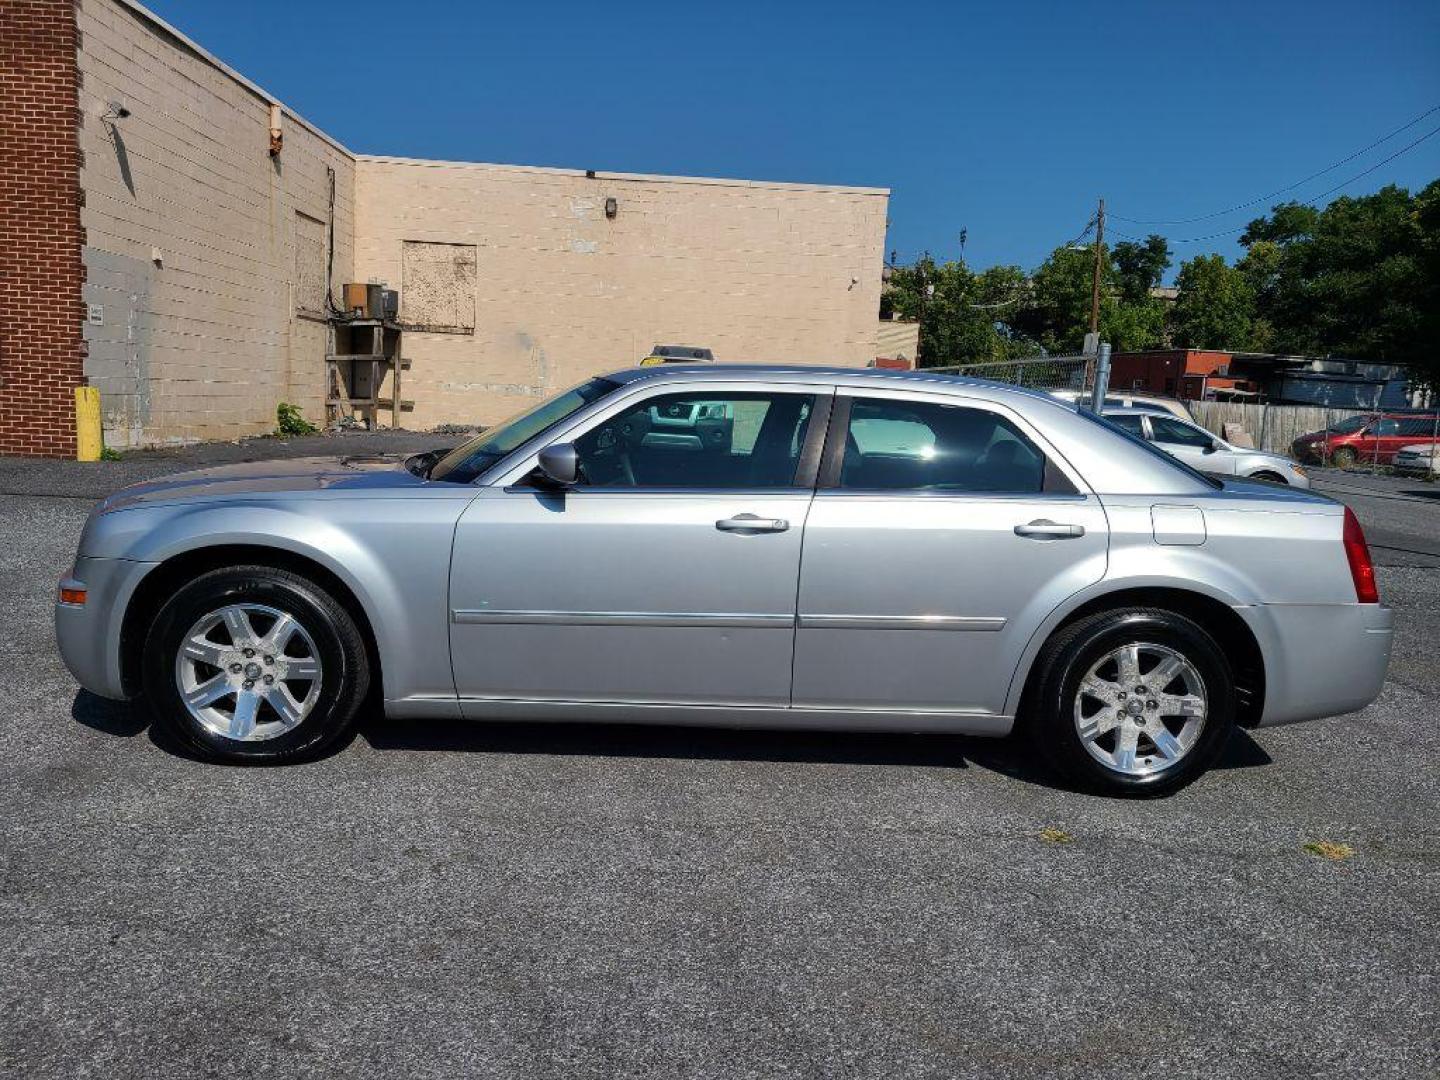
[145,0,1440,278]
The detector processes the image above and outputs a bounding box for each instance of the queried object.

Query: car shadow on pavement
[71,690,149,737]
[69,690,365,765]
[72,691,1272,786]
[358,714,1273,789]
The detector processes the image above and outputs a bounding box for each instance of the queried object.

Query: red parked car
[1293,413,1440,468]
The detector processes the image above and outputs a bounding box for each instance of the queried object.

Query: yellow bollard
[75,386,102,461]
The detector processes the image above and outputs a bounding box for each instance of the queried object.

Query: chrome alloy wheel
[1073,642,1207,778]
[173,603,323,741]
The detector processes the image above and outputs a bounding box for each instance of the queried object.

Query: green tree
[1011,244,1098,354]
[1236,183,1437,388]
[1009,241,1168,354]
[1415,179,1440,389]
[1172,254,1255,349]
[1113,234,1171,304]
[886,255,1034,366]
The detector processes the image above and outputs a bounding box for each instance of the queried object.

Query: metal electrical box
[342,283,400,320]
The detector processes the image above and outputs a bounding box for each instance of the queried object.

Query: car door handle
[716,514,790,533]
[1014,519,1085,539]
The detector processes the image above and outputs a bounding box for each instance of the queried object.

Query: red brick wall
[0,0,85,457]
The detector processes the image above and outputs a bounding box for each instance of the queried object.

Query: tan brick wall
[10,0,886,451]
[75,0,354,447]
[0,0,86,458]
[877,319,921,364]
[355,157,888,430]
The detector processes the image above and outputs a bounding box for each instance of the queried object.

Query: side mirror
[536,443,579,486]
[1204,439,1220,454]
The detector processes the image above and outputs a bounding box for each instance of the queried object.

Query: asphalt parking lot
[2,433,1437,1079]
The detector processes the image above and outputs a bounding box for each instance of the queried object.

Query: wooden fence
[1187,402,1337,456]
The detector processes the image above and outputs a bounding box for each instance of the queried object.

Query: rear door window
[1396,418,1438,437]
[834,398,1048,494]
[1149,416,1215,449]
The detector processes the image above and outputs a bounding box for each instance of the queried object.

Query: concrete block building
[0,0,889,455]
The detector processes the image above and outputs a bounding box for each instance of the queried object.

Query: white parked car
[1393,442,1440,477]
[1102,408,1311,487]
[1050,390,1192,420]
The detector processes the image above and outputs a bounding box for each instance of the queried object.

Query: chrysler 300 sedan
[57,366,1393,795]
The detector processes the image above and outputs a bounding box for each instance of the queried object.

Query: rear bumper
[1245,602,1393,727]
[55,556,152,701]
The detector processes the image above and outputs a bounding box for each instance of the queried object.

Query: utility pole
[1089,196,1106,340]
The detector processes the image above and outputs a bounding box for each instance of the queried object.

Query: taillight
[1342,507,1379,604]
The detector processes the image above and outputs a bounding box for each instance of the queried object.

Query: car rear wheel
[142,565,370,763]
[1027,608,1235,797]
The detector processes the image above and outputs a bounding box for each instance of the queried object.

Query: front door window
[573,391,815,488]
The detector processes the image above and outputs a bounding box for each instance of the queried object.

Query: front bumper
[1246,602,1394,727]
[1393,459,1437,476]
[55,556,154,700]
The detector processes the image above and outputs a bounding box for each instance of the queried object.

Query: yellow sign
[75,386,102,461]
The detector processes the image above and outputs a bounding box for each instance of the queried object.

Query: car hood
[1242,448,1298,468]
[96,454,431,512]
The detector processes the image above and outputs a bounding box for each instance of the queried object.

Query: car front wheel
[142,565,370,762]
[1028,608,1235,796]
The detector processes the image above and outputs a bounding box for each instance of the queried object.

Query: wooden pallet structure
[325,318,413,428]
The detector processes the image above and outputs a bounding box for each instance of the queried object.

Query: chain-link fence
[925,354,1092,394]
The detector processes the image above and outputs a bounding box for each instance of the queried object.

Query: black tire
[1249,470,1287,484]
[141,565,370,763]
[1331,447,1357,470]
[1026,607,1235,797]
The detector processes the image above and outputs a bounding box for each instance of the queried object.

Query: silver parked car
[1393,442,1440,477]
[1103,408,1312,488]
[57,366,1391,795]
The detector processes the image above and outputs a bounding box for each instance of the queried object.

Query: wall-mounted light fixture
[268,103,283,157]
[99,100,130,126]
[604,197,618,220]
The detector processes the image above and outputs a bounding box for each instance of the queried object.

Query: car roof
[598,363,1076,407]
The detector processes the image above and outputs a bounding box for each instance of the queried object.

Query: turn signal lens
[1342,507,1379,604]
[59,585,87,605]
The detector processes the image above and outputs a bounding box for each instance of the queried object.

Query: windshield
[429,377,622,483]
[1326,416,1370,435]
[1079,409,1223,489]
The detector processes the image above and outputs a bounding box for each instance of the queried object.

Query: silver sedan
[57,366,1392,795]
[1102,408,1312,487]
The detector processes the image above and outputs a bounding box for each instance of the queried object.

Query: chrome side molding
[799,614,1007,631]
[452,610,792,628]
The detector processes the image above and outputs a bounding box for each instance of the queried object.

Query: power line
[1111,103,1439,226]
[1111,121,1440,245]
